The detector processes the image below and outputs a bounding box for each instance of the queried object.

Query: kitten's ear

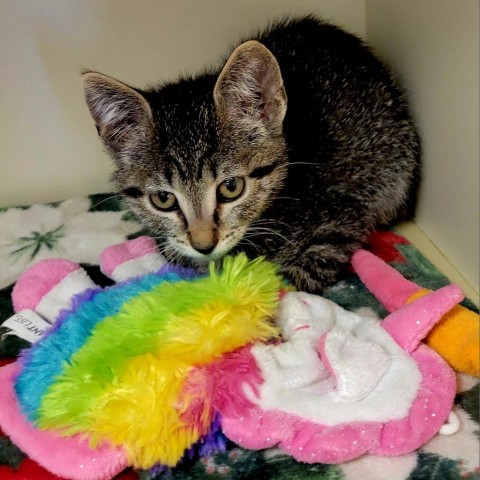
[214,40,287,136]
[82,71,153,156]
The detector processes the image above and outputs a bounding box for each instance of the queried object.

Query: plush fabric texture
[0,241,466,473]
[210,288,459,462]
[12,254,282,470]
[99,236,160,278]
[12,259,80,312]
[32,268,98,322]
[100,235,168,282]
[0,194,478,480]
[16,274,175,420]
[0,363,128,480]
[352,249,480,376]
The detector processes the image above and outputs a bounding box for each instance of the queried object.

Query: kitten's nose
[188,219,218,256]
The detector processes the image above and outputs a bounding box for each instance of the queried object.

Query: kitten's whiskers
[250,218,292,229]
[244,226,296,247]
[91,194,124,209]
[237,237,263,256]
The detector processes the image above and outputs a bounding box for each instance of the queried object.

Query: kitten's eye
[217,177,245,202]
[149,191,177,211]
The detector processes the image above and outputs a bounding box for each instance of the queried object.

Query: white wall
[0,0,365,207]
[366,0,479,292]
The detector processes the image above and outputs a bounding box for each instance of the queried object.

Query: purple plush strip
[17,287,102,371]
[148,414,227,475]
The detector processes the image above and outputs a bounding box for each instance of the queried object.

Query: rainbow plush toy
[0,237,283,479]
[0,238,465,480]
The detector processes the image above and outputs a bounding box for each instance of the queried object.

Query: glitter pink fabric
[216,285,460,463]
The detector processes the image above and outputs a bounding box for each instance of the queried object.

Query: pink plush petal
[219,329,456,464]
[382,284,464,352]
[221,407,296,450]
[100,236,159,277]
[283,421,379,464]
[222,403,381,465]
[0,363,128,480]
[351,250,420,312]
[372,345,456,456]
[12,259,80,312]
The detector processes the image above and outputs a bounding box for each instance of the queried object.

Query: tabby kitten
[83,16,420,292]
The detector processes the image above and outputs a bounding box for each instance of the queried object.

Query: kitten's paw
[280,264,337,293]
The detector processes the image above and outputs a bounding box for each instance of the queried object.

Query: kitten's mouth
[174,234,242,264]
[189,249,222,263]
[168,227,248,265]
[188,244,233,263]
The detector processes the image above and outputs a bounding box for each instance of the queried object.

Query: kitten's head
[83,41,288,264]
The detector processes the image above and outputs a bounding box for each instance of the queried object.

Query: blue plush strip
[15,268,191,420]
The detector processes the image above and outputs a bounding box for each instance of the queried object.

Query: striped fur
[83,16,420,292]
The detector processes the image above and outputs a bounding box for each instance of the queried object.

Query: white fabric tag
[2,309,51,343]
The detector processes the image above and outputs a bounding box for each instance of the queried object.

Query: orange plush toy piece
[352,250,479,377]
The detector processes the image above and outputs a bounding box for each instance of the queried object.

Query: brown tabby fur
[83,17,420,292]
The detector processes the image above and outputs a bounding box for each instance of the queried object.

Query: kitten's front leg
[280,243,360,293]
[278,200,374,293]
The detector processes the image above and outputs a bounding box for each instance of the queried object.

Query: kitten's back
[251,17,420,221]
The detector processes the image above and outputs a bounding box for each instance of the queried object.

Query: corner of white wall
[365,0,480,293]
